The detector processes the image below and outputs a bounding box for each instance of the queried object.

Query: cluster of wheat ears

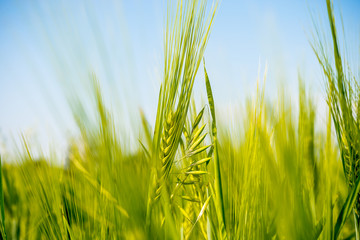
[0,0,360,239]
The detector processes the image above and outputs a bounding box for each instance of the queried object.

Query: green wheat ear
[146,0,218,236]
[150,0,218,195]
[312,0,360,238]
[154,111,177,199]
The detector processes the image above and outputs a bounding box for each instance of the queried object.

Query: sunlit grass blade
[0,157,6,240]
[187,195,211,238]
[204,61,227,238]
[334,176,360,239]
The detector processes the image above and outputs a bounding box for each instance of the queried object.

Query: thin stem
[354,211,360,240]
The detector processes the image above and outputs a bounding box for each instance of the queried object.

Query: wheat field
[1,0,360,239]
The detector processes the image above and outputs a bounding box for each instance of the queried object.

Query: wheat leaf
[334,175,360,239]
[187,195,212,239]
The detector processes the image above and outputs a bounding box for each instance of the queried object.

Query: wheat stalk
[311,0,360,238]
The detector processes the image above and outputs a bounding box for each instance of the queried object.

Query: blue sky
[0,0,359,158]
